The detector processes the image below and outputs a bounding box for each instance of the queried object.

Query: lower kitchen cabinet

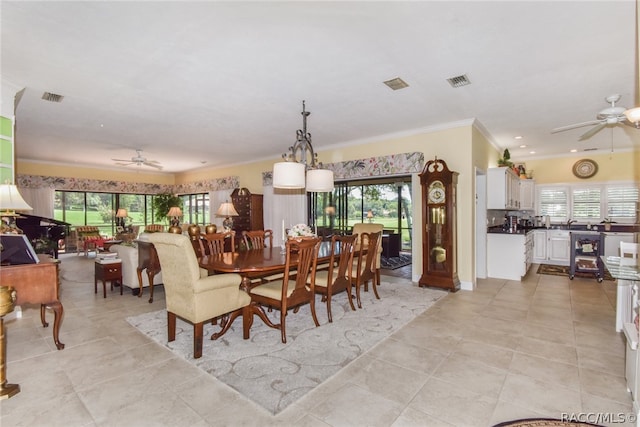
[532,229,571,266]
[487,232,532,281]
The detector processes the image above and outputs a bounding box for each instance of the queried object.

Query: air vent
[383,77,409,91]
[446,74,471,88]
[42,92,64,103]
[584,148,598,151]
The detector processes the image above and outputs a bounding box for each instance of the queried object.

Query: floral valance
[17,174,239,195]
[261,152,424,186]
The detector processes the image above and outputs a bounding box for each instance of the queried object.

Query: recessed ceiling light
[514,136,523,140]
[519,144,527,148]
[529,151,536,154]
[570,149,577,153]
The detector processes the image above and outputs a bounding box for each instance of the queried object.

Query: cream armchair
[351,223,384,286]
[147,233,251,359]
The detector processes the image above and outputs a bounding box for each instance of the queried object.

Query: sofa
[109,242,163,293]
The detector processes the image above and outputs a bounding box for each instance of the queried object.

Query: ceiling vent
[383,77,409,91]
[584,147,598,151]
[42,92,64,103]
[446,74,471,88]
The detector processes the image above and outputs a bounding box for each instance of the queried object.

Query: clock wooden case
[419,158,460,292]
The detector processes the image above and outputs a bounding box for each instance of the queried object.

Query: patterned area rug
[126,282,445,414]
[536,263,614,281]
[494,418,602,427]
[381,253,412,270]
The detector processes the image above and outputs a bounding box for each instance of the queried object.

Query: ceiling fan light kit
[112,149,163,170]
[624,107,640,128]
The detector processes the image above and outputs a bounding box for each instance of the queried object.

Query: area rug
[126,282,445,414]
[381,253,412,270]
[493,418,602,427]
[536,264,613,281]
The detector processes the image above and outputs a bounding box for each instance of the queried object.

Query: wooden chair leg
[280,310,287,343]
[193,322,204,359]
[167,312,177,342]
[242,305,252,339]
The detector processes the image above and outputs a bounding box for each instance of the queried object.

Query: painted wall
[520,150,636,184]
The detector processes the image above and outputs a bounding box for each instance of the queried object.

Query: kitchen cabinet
[519,179,535,211]
[532,229,571,266]
[604,232,635,258]
[487,167,520,210]
[487,232,532,281]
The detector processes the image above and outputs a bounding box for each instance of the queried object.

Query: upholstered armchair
[147,232,251,358]
[351,223,384,285]
[75,226,106,255]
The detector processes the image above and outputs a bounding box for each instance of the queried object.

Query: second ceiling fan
[551,94,628,140]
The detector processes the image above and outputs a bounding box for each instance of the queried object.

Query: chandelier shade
[272,101,334,192]
[306,168,334,192]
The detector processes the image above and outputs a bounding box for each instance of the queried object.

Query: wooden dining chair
[197,231,235,256]
[352,231,382,308]
[249,237,322,343]
[312,234,357,322]
[242,229,273,250]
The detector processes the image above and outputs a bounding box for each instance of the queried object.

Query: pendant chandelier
[272,101,334,192]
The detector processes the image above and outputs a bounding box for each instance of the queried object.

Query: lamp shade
[0,184,32,212]
[216,202,239,217]
[115,208,128,218]
[273,162,305,189]
[367,210,374,219]
[167,206,182,217]
[306,168,334,193]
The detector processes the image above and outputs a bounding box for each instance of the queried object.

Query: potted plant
[497,149,514,168]
[152,194,182,224]
[600,218,616,231]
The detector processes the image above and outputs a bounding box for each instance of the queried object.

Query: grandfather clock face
[428,180,446,204]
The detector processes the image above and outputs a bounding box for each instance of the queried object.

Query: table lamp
[216,201,239,232]
[167,206,183,234]
[367,210,374,223]
[0,183,33,234]
[115,208,128,228]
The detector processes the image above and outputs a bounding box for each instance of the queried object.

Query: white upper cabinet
[487,167,521,210]
[519,179,536,211]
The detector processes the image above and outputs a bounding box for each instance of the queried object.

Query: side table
[102,240,123,252]
[94,260,123,298]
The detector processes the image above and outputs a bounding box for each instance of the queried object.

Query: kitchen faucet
[566,219,577,229]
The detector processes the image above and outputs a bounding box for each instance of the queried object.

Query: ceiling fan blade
[114,162,134,166]
[112,158,132,162]
[578,123,607,140]
[551,120,602,134]
[143,161,163,170]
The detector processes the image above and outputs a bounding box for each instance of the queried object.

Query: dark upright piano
[14,213,71,258]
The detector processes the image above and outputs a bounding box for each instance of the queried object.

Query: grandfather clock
[419,158,460,292]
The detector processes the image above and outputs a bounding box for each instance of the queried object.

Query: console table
[0,256,65,349]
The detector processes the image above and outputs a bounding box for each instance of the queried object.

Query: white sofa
[109,243,163,292]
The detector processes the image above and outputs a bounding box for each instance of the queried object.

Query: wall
[521,150,636,184]
[0,116,13,183]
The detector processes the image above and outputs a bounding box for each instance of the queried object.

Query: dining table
[198,240,338,291]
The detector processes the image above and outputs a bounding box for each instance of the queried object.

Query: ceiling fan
[112,149,163,170]
[551,94,628,140]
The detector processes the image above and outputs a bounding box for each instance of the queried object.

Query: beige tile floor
[0,255,636,427]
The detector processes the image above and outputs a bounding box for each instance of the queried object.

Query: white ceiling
[2,1,639,174]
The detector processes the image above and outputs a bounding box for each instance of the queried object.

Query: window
[606,186,639,220]
[181,193,210,226]
[537,183,638,223]
[572,188,600,221]
[538,186,568,222]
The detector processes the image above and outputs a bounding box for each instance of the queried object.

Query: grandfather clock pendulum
[419,157,460,292]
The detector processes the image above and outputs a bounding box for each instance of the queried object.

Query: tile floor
[0,255,635,427]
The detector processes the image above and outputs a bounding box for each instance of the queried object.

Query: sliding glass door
[310,176,413,252]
